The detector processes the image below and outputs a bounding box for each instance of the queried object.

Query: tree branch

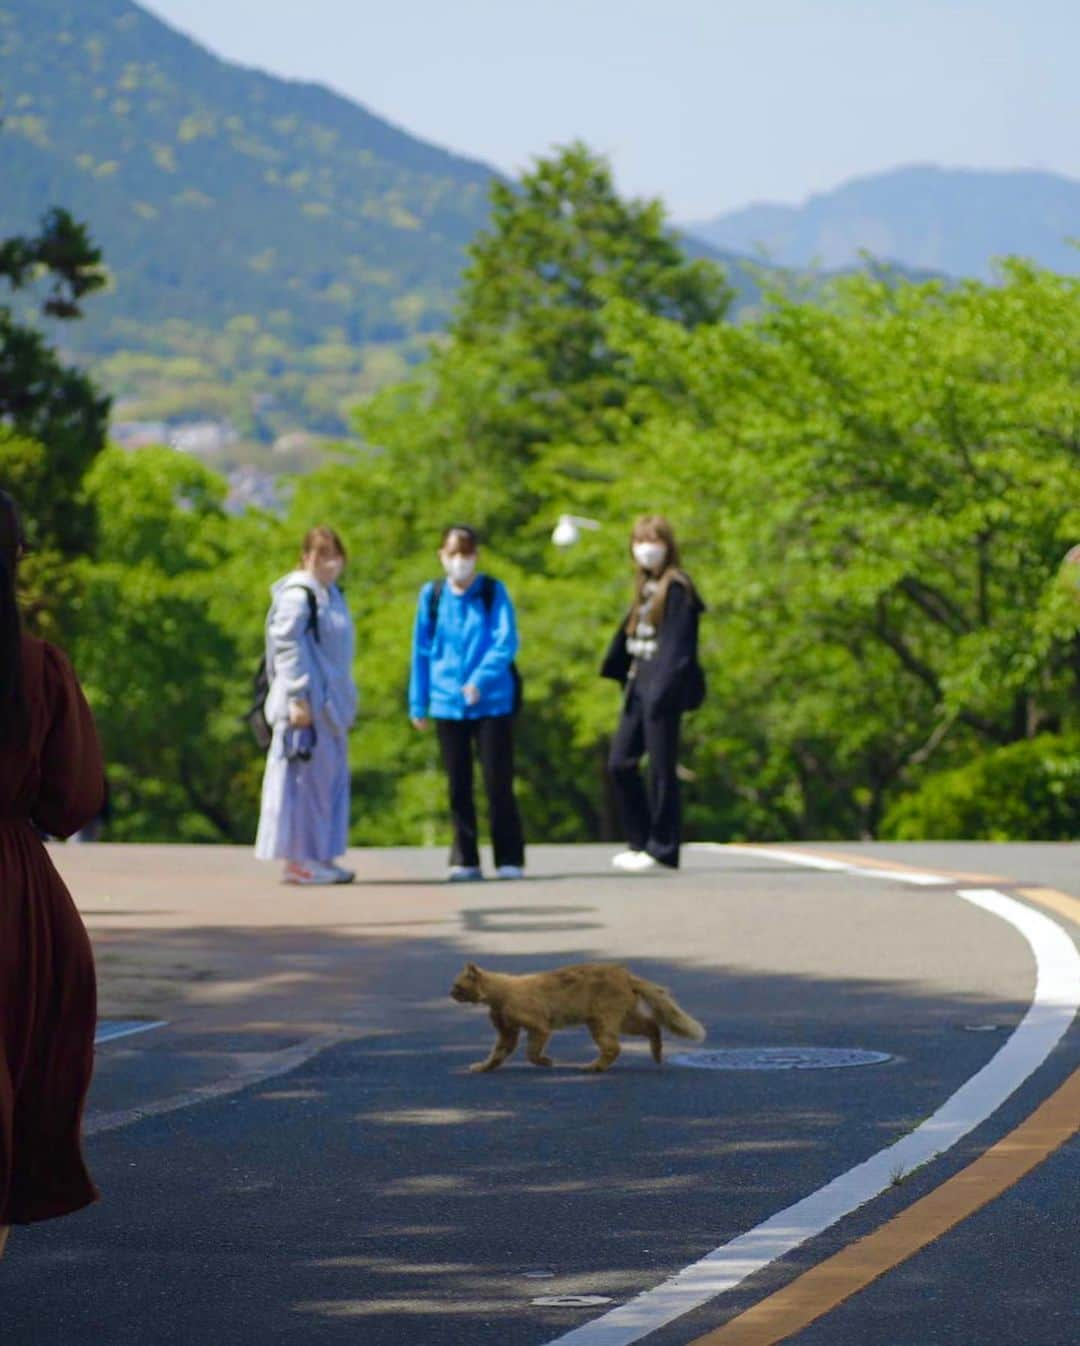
[897,576,972,635]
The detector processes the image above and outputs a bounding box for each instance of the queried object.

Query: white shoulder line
[542,871,1080,1346]
[84,1029,352,1136]
[690,841,949,885]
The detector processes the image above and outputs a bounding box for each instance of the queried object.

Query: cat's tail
[629,976,706,1041]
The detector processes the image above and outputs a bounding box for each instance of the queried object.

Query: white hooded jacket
[263,570,357,736]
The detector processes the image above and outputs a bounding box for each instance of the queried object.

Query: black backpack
[244,585,320,749]
[428,574,523,715]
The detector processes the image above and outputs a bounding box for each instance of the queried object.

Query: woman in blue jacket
[410,525,525,881]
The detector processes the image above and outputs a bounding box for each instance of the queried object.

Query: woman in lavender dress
[254,526,357,884]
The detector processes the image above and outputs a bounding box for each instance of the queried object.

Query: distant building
[225,466,282,516]
[111,420,169,450]
[111,419,241,458]
[169,421,239,456]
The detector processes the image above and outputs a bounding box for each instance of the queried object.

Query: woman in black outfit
[601,515,705,871]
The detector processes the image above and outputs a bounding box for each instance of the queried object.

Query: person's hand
[288,698,313,727]
[411,716,429,731]
[463,684,481,706]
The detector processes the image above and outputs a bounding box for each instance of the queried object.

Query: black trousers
[608,687,682,867]
[434,715,525,869]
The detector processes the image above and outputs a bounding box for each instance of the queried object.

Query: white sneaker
[496,865,525,880]
[448,865,484,882]
[283,860,340,886]
[611,850,658,872]
[329,864,356,884]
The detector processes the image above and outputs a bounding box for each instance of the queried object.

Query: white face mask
[443,553,477,585]
[632,541,667,572]
[307,553,344,586]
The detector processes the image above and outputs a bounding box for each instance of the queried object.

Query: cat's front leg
[470,1023,520,1072]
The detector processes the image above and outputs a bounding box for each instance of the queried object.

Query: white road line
[541,862,1080,1346]
[94,1019,167,1045]
[84,1029,352,1136]
[689,841,949,886]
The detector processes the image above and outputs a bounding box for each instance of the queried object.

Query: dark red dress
[1,634,105,1224]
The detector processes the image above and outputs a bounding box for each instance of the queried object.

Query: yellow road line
[688,1065,1080,1346]
[787,846,1006,884]
[1017,886,1080,928]
[774,849,1080,923]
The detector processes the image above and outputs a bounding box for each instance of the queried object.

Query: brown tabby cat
[450,961,706,1072]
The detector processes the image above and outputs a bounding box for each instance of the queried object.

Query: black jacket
[600,575,706,714]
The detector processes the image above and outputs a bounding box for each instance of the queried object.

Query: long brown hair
[0,490,26,745]
[624,514,698,633]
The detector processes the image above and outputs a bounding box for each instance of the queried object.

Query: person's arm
[641,580,699,712]
[32,644,107,839]
[408,584,434,720]
[468,582,518,696]
[600,614,632,684]
[269,586,315,708]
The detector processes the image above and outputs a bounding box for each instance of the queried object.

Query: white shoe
[283,860,341,886]
[611,850,658,872]
[329,864,355,884]
[495,865,525,880]
[448,865,484,882]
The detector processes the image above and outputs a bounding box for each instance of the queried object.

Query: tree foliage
[70,447,280,841]
[593,261,1080,836]
[23,144,1080,845]
[0,194,110,641]
[0,206,109,557]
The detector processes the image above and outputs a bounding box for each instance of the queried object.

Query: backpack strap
[427,579,444,630]
[283,583,320,643]
[427,575,498,629]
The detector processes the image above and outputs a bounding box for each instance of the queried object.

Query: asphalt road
[2,843,1077,1346]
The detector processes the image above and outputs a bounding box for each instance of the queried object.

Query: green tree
[599,261,1080,836]
[0,206,109,554]
[294,145,734,844]
[359,142,732,547]
[72,447,283,841]
[0,203,110,639]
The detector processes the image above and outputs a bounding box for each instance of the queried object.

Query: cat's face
[450,963,483,1002]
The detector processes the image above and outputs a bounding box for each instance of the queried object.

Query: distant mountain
[0,0,498,352]
[684,165,1080,280]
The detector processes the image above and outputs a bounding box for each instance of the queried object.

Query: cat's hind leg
[585,1019,622,1072]
[622,1007,663,1063]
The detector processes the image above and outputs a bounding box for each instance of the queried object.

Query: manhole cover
[669,1047,893,1071]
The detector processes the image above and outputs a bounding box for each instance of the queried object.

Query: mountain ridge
[683,163,1080,279]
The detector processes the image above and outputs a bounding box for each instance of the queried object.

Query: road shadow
[2,897,1069,1346]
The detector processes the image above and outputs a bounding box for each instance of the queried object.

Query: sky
[140,0,1080,221]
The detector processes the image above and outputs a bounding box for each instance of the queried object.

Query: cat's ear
[466,962,480,976]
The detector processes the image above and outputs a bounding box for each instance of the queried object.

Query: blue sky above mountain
[140,0,1080,220]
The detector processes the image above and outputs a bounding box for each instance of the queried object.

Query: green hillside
[0,0,500,441]
[0,0,897,457]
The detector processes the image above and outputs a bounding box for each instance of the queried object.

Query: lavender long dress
[254,572,357,863]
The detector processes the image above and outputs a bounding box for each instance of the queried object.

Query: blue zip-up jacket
[409,575,518,720]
